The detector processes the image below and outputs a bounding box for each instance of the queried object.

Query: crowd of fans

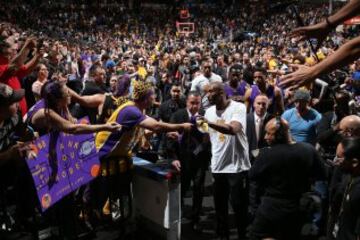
[1,0,360,240]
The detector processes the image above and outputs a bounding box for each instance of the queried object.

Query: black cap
[0,83,25,106]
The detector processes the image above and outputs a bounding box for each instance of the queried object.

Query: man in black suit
[157,84,186,156]
[246,94,272,157]
[166,91,211,232]
[246,94,272,219]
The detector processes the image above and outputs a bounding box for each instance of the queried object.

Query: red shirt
[0,55,30,116]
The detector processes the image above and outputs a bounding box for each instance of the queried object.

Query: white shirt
[205,100,250,173]
[254,112,266,143]
[191,72,222,110]
[186,109,199,119]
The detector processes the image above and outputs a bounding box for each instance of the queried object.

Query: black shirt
[337,176,360,240]
[249,142,326,200]
[0,112,23,152]
[82,81,108,96]
[77,81,109,124]
[317,111,342,156]
[158,98,186,123]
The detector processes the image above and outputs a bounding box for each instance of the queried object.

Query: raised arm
[32,109,121,134]
[23,48,44,74]
[68,87,106,108]
[1,38,35,79]
[274,87,285,115]
[12,37,36,68]
[290,0,360,44]
[280,36,360,89]
[139,117,192,133]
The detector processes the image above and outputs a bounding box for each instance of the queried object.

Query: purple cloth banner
[25,118,100,212]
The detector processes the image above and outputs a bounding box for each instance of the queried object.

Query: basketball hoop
[176,22,194,34]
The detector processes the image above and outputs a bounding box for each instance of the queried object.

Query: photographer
[0,84,35,232]
[0,84,33,166]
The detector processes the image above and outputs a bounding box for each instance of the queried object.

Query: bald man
[247,94,273,157]
[331,138,360,240]
[204,81,250,239]
[249,117,325,240]
[327,115,360,238]
[339,115,360,138]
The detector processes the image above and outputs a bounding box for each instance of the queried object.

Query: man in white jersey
[204,82,250,240]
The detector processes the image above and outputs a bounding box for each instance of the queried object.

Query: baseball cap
[106,60,116,69]
[294,89,311,102]
[0,83,25,105]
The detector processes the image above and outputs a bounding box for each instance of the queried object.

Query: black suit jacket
[316,111,341,154]
[246,113,272,155]
[166,108,210,168]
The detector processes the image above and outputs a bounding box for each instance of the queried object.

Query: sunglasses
[231,69,242,74]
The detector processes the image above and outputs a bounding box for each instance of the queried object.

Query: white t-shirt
[205,100,250,173]
[191,72,222,109]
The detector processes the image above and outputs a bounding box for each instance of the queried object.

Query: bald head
[339,115,360,137]
[266,117,290,131]
[207,82,226,106]
[264,117,291,145]
[209,81,224,91]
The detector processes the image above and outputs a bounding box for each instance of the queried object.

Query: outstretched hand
[24,37,37,50]
[289,22,330,50]
[182,122,193,132]
[107,122,122,131]
[279,64,316,89]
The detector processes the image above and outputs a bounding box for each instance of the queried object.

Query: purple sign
[25,118,100,212]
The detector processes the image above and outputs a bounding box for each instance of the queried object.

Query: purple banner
[25,118,100,212]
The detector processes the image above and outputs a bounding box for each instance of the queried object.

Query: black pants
[181,162,207,222]
[212,172,248,238]
[249,197,304,240]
